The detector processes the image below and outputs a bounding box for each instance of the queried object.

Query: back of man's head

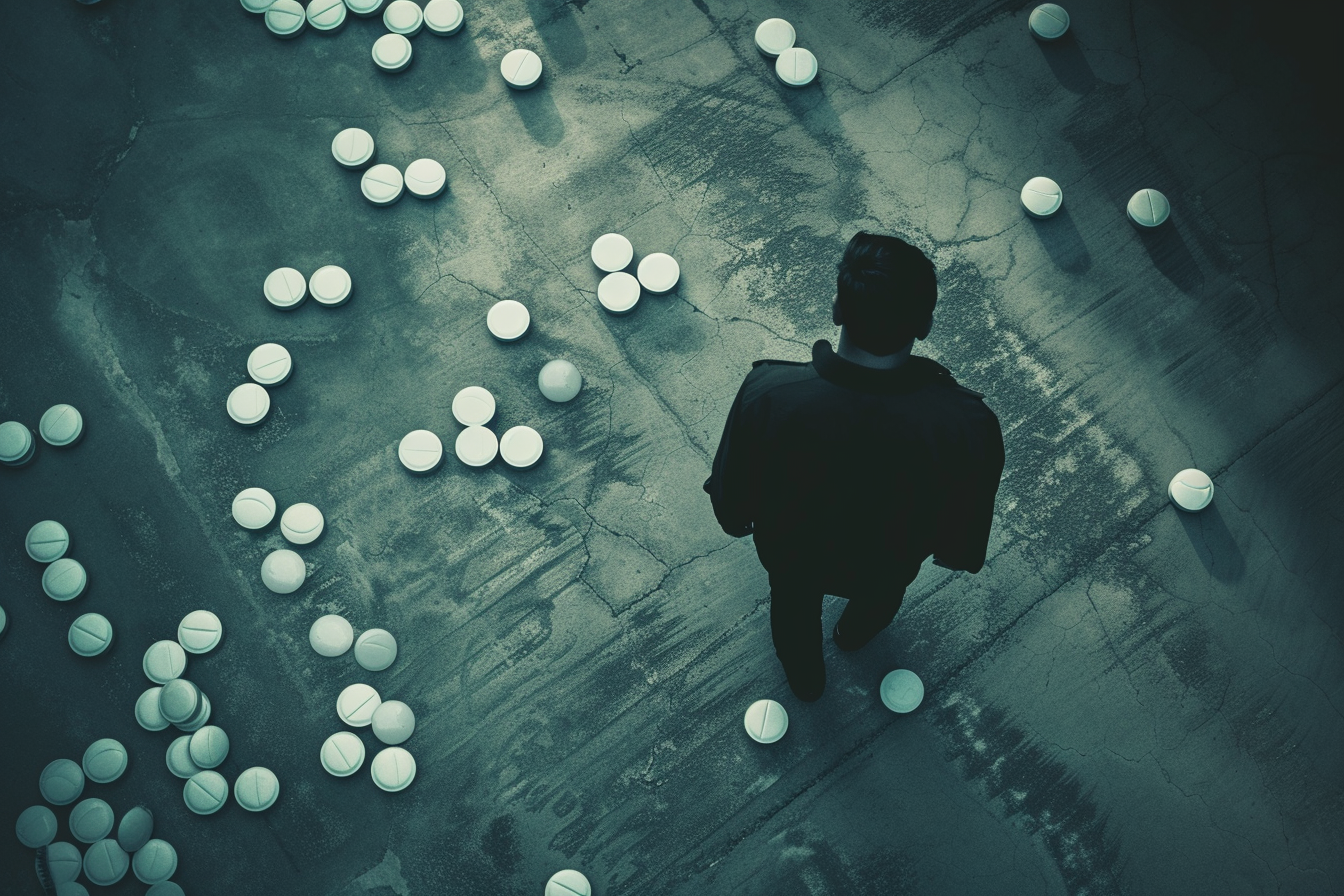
[835,232,938,355]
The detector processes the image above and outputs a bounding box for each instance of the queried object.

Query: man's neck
[835,329,914,370]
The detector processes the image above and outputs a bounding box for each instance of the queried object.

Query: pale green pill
[83,837,130,885]
[184,770,229,815]
[43,841,82,883]
[264,0,306,37]
[143,640,187,684]
[25,520,70,562]
[354,628,398,671]
[546,869,592,896]
[82,738,128,783]
[39,404,84,447]
[177,610,223,654]
[175,692,213,733]
[188,726,230,769]
[371,700,415,745]
[147,883,187,896]
[42,558,87,601]
[135,687,170,731]
[15,805,57,847]
[158,679,201,724]
[116,805,154,853]
[234,767,280,812]
[0,420,36,466]
[370,746,416,792]
[68,613,113,656]
[132,839,178,884]
[166,736,203,779]
[337,683,381,727]
[39,759,84,805]
[261,548,306,594]
[321,731,365,777]
[57,877,90,894]
[69,798,114,843]
[307,0,347,31]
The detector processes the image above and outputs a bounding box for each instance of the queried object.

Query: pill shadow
[1178,502,1246,583]
[1138,223,1205,293]
[511,87,566,148]
[1039,36,1096,96]
[525,0,589,69]
[1030,205,1093,274]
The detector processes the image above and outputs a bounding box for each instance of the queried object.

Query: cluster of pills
[229,487,323,593]
[753,18,818,87]
[265,264,352,310]
[331,127,447,205]
[228,341,297,428]
[396,385,545,473]
[590,232,680,315]
[742,669,925,746]
[244,0,465,71]
[0,404,84,467]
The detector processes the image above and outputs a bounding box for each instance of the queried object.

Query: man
[704,232,1005,702]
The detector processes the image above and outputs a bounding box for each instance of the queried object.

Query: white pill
[309,614,355,657]
[158,679,201,724]
[1020,176,1063,218]
[281,502,325,544]
[338,683,383,726]
[598,271,640,314]
[0,420,35,466]
[69,613,112,656]
[880,668,925,712]
[636,253,680,293]
[1127,188,1171,227]
[132,839,177,885]
[39,759,85,805]
[371,746,417,791]
[399,429,444,473]
[117,806,154,853]
[743,698,788,744]
[405,158,447,198]
[81,738,128,784]
[232,487,277,529]
[331,127,375,169]
[44,841,83,884]
[306,0,347,31]
[499,425,544,469]
[135,687,170,731]
[1169,468,1214,511]
[165,736,202,779]
[184,771,229,815]
[354,628,399,671]
[455,426,499,467]
[16,805,58,848]
[538,359,582,402]
[590,232,633,272]
[189,726,230,769]
[178,609,223,654]
[25,519,69,562]
[775,47,818,87]
[754,18,796,57]
[1029,3,1070,40]
[69,798,115,843]
[234,767,280,812]
[227,382,271,426]
[0,604,6,640]
[372,33,413,73]
[83,839,130,886]
[423,0,464,34]
[262,548,307,594]
[501,48,543,89]
[39,404,84,447]
[43,557,87,601]
[264,266,307,309]
[143,640,187,684]
[546,869,592,896]
[344,0,383,16]
[451,386,495,426]
[264,0,306,37]
[321,731,366,776]
[487,299,530,341]
[309,264,352,307]
[241,0,273,12]
[383,0,423,33]
[174,692,212,732]
[362,162,405,204]
[247,343,293,385]
[371,700,416,744]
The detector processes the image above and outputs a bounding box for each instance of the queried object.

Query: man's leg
[768,575,826,702]
[832,561,922,652]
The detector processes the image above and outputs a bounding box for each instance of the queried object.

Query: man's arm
[933,410,1005,573]
[703,375,756,538]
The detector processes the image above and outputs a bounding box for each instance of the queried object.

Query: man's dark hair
[835,232,938,355]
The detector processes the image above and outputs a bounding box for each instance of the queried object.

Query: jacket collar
[812,340,951,394]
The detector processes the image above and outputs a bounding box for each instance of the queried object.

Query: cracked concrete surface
[1,0,1340,893]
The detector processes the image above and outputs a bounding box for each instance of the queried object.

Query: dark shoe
[784,661,825,702]
[832,619,873,652]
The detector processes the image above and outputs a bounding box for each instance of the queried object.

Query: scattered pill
[241,0,273,12]
[372,33,414,73]
[456,426,499,467]
[175,692,213,733]
[743,699,788,744]
[344,0,383,16]
[321,731,366,776]
[398,429,444,474]
[332,127,375,169]
[880,669,925,712]
[1127,188,1171,227]
[1029,3,1070,40]
[598,271,640,314]
[499,426,544,469]
[371,700,416,745]
[135,687,170,731]
[81,738,128,784]
[538,360,582,402]
[165,736,203,779]
[68,613,113,657]
[452,386,495,426]
[383,0,423,33]
[227,382,271,426]
[184,770,229,815]
[158,679,201,724]
[232,487,276,529]
[43,841,83,884]
[1020,176,1063,218]
[487,299,530,341]
[39,404,84,447]
[189,726,230,769]
[0,420,36,466]
[281,502,325,544]
[754,18,796,57]
[546,869,592,896]
[143,640,188,684]
[42,558,87,601]
[247,343,293,386]
[39,759,85,806]
[775,47,818,87]
[25,520,69,562]
[264,0,306,37]
[69,799,115,843]
[264,267,307,309]
[338,683,383,726]
[405,158,447,198]
[16,805,58,848]
[116,806,154,853]
[371,746,416,791]
[362,162,406,203]
[306,0,347,31]
[146,883,186,896]
[354,628,398,672]
[132,839,178,885]
[310,614,355,657]
[424,0,464,34]
[178,609,223,654]
[590,233,633,272]
[82,838,130,886]
[1168,468,1214,511]
[501,48,543,89]
[636,252,680,293]
[262,548,307,594]
[234,767,280,812]
[309,265,352,307]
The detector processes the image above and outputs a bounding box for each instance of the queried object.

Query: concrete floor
[2,0,1341,893]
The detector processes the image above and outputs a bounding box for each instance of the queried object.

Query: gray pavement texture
[1,0,1340,893]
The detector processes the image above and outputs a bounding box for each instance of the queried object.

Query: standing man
[704,232,1005,702]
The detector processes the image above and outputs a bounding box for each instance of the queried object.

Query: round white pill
[398,429,444,473]
[143,640,187,684]
[775,47,818,87]
[598,271,640,314]
[16,805,58,848]
[43,557,87,601]
[232,487,276,529]
[44,842,83,884]
[189,726,230,769]
[175,692,213,733]
[165,736,202,779]
[487,299,531,341]
[362,162,405,204]
[383,0,423,34]
[338,683,383,726]
[354,628,399,671]
[371,699,416,744]
[69,798,115,843]
[0,420,35,466]
[321,731,366,776]
[178,609,223,654]
[405,158,447,198]
[135,687,170,731]
[423,0,464,34]
[184,770,229,815]
[247,343,293,386]
[501,48,543,89]
[1169,468,1214,511]
[309,264,352,307]
[262,548,307,594]
[754,18,796,57]
[880,669,925,712]
[590,232,633,272]
[331,127,375,169]
[636,253,680,293]
[25,519,70,562]
[83,838,130,886]
[309,614,355,657]
[306,0,347,31]
[264,266,307,309]
[451,385,495,426]
[132,839,177,884]
[371,746,417,791]
[117,806,154,853]
[234,767,280,812]
[81,738,128,784]
[372,33,414,73]
[241,0,273,12]
[499,425,543,469]
[743,699,788,744]
[264,0,306,37]
[546,869,592,896]
[281,502,325,544]
[69,613,113,656]
[345,0,383,16]
[39,404,84,446]
[1029,3,1070,40]
[538,360,582,402]
[1020,176,1063,218]
[455,425,499,467]
[227,382,271,426]
[1127,188,1171,227]
[158,679,201,724]
[40,759,85,805]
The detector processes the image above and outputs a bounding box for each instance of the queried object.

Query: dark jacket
[705,340,1004,593]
